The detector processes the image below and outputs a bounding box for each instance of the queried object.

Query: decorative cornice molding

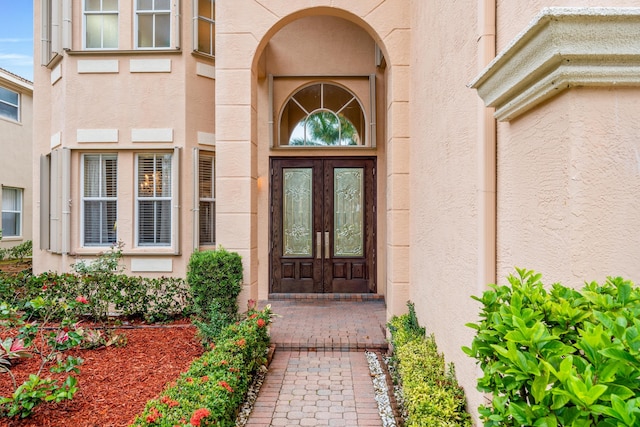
[470,8,640,122]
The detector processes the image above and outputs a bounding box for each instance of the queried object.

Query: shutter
[61,147,71,254]
[198,153,215,246]
[193,148,200,250]
[172,147,180,254]
[39,154,51,250]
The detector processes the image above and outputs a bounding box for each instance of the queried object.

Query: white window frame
[193,0,214,56]
[81,154,118,247]
[135,153,173,247]
[198,152,215,246]
[0,86,19,122]
[2,187,23,238]
[83,0,119,50]
[135,0,172,49]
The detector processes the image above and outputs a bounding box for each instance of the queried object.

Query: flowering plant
[130,305,273,427]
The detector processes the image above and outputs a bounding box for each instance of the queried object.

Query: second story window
[196,0,215,56]
[0,86,19,122]
[84,0,119,49]
[136,0,171,49]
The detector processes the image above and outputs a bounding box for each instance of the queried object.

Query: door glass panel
[283,168,313,257]
[334,168,363,256]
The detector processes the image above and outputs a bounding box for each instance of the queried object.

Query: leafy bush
[0,244,192,322]
[130,305,273,427]
[388,302,472,427]
[464,268,640,426]
[1,296,86,418]
[0,240,33,262]
[187,248,243,342]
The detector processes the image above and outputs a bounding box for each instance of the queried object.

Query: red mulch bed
[0,321,204,427]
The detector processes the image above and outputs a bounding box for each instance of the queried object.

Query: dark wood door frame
[270,156,376,294]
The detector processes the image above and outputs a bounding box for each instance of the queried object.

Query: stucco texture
[497,87,640,288]
[409,0,485,416]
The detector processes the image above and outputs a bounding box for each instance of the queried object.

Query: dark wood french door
[270,157,376,293]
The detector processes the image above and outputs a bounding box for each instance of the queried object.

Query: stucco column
[384,29,412,320]
[215,28,260,305]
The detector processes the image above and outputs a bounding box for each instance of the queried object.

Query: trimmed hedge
[187,248,243,342]
[0,271,191,322]
[129,305,272,427]
[388,302,472,427]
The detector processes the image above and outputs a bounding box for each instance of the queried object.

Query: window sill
[0,237,23,242]
[73,248,179,256]
[66,49,182,57]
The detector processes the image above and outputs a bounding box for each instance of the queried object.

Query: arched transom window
[279,83,366,147]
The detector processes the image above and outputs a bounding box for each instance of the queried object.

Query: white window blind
[137,153,172,246]
[2,188,23,237]
[82,154,117,246]
[199,153,215,245]
[136,0,171,48]
[84,0,119,49]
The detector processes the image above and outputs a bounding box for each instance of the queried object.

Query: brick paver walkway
[246,299,389,426]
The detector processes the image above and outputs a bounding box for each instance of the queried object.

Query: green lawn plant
[388,302,472,427]
[464,268,640,426]
[130,304,273,427]
[187,247,243,343]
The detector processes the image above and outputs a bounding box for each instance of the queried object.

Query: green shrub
[389,302,472,427]
[130,306,272,427]
[464,268,640,426]
[0,240,32,262]
[187,248,243,342]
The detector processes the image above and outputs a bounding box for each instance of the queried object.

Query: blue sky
[0,0,34,81]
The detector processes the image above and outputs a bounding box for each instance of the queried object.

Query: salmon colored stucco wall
[0,72,33,248]
[408,0,488,417]
[496,87,640,287]
[33,0,216,276]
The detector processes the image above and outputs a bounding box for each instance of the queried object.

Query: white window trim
[83,0,119,50]
[134,0,172,49]
[135,152,174,248]
[0,86,20,122]
[1,187,23,238]
[80,153,118,247]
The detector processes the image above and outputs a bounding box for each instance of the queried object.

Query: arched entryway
[215,2,411,316]
[254,14,384,296]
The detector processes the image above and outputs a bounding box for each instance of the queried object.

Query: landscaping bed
[0,320,203,427]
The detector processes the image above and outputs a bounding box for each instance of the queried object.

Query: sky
[0,0,34,81]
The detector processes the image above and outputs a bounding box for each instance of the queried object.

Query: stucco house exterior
[32,1,640,419]
[0,68,33,249]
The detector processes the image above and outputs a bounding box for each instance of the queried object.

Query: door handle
[324,231,330,258]
[316,232,321,259]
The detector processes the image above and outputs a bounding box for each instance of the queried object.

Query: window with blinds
[137,153,172,246]
[82,154,117,246]
[1,187,23,237]
[199,153,215,245]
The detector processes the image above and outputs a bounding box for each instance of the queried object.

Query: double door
[270,157,376,293]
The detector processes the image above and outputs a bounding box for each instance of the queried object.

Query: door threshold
[268,293,384,302]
